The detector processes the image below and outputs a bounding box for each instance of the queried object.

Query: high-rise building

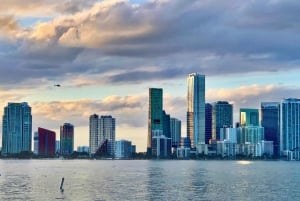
[261,102,280,157]
[170,118,181,148]
[163,110,171,138]
[99,115,115,157]
[240,108,259,126]
[1,102,32,156]
[60,123,74,155]
[187,73,205,149]
[281,98,300,159]
[205,103,212,144]
[152,130,171,158]
[89,114,99,155]
[147,88,163,153]
[38,127,56,157]
[212,101,233,140]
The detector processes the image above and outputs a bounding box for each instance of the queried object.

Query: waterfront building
[205,103,212,144]
[216,140,236,158]
[212,101,233,140]
[236,126,264,144]
[34,131,39,155]
[176,147,190,158]
[99,115,116,157]
[77,146,89,153]
[261,102,280,157]
[170,118,181,148]
[240,108,259,126]
[89,114,99,155]
[281,98,300,159]
[187,73,205,149]
[260,140,274,156]
[38,127,56,157]
[151,130,171,158]
[163,110,171,138]
[180,137,191,148]
[1,102,32,156]
[220,127,237,143]
[148,88,163,154]
[60,123,74,155]
[115,140,132,159]
[131,145,136,154]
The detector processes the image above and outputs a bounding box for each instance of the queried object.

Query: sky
[1,0,300,152]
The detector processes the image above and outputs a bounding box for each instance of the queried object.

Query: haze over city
[1,0,300,152]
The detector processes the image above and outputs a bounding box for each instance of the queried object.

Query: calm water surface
[0,160,299,201]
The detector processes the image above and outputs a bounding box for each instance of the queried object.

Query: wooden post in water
[60,177,64,192]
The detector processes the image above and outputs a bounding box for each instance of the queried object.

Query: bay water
[0,160,299,201]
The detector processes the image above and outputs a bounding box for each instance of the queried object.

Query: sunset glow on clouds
[1,0,300,151]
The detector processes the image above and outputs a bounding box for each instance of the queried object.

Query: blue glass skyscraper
[187,73,205,149]
[2,102,32,156]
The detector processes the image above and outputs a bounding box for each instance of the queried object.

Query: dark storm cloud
[1,0,300,87]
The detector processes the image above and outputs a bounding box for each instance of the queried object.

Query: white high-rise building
[187,73,205,149]
[1,102,32,156]
[281,98,300,159]
[99,115,116,157]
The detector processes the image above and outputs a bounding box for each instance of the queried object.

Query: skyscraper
[240,108,259,126]
[205,103,212,144]
[187,73,205,149]
[99,115,115,157]
[2,102,32,156]
[163,110,171,138]
[261,102,280,157]
[212,101,233,140]
[38,127,56,157]
[170,117,181,148]
[147,88,163,153]
[89,114,99,155]
[281,98,300,159]
[60,123,74,155]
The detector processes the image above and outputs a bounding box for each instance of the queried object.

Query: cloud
[1,0,300,88]
[31,94,148,130]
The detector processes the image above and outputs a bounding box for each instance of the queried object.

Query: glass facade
[99,115,116,157]
[187,73,205,149]
[1,102,32,156]
[147,88,163,153]
[89,114,99,154]
[205,103,212,144]
[60,123,74,155]
[281,98,300,158]
[261,102,280,157]
[212,101,233,140]
[240,108,259,126]
[170,118,181,148]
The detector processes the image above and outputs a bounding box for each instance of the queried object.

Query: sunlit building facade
[240,108,259,126]
[1,102,32,156]
[187,73,205,149]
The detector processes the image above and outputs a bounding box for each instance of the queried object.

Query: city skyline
[1,0,300,152]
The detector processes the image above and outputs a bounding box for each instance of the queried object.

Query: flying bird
[54,84,61,87]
